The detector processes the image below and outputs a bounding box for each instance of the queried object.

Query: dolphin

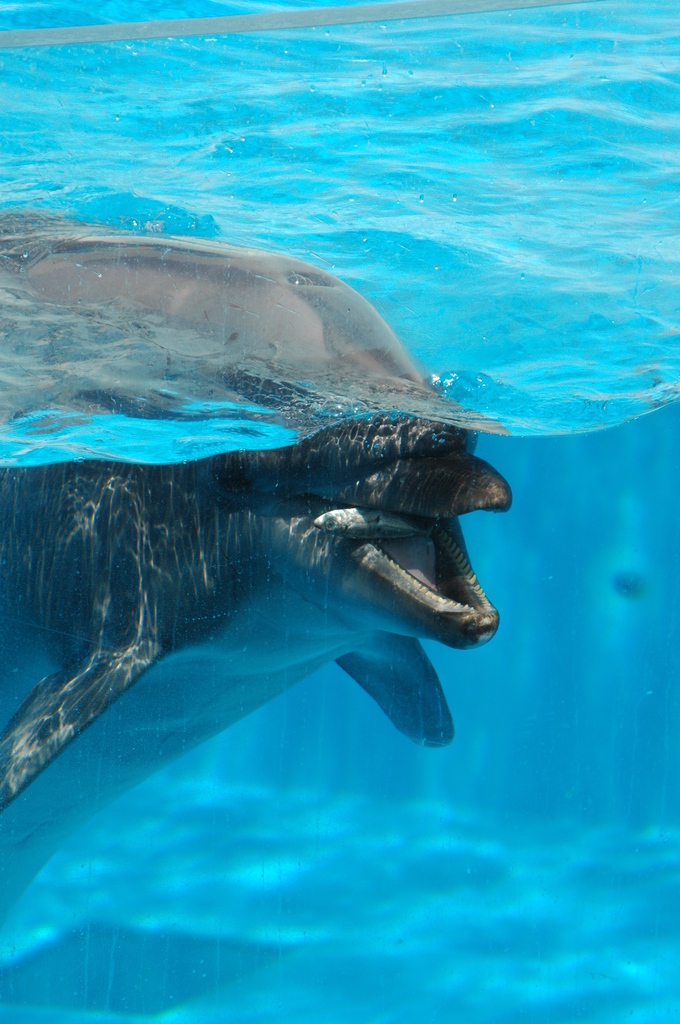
[0,412,511,923]
[0,212,501,442]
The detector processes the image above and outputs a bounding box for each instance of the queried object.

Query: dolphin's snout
[441,604,500,649]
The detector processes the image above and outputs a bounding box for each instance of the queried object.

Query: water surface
[1,0,679,444]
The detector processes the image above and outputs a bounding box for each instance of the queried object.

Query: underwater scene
[0,0,679,1020]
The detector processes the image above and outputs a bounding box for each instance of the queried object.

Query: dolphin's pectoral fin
[0,637,159,812]
[336,634,453,747]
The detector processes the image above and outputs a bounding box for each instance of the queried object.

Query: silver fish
[313,506,428,539]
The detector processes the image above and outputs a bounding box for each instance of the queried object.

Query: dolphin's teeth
[433,524,491,608]
[374,547,474,612]
[313,507,425,540]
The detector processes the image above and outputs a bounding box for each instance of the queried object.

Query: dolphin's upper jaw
[349,516,499,649]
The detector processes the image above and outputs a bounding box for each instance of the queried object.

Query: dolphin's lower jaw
[348,518,500,649]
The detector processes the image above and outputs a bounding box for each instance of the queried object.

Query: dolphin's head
[214,415,511,650]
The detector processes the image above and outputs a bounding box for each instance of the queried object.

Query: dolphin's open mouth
[314,507,499,648]
[379,521,489,612]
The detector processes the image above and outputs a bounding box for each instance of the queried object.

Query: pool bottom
[0,763,677,1023]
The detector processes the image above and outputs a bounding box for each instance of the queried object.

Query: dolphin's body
[0,414,510,923]
[0,216,510,924]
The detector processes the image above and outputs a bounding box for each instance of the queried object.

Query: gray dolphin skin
[0,413,510,922]
[0,213,502,439]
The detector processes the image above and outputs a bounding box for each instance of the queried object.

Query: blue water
[2,0,680,1020]
[0,408,296,466]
